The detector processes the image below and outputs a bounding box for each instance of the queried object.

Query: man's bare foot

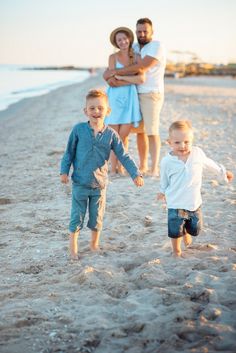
[183,233,192,247]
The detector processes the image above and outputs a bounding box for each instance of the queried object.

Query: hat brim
[110,27,134,48]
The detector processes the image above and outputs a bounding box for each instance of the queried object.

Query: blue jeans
[168,207,203,238]
[69,184,106,232]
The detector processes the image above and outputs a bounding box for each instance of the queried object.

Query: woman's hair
[115,30,135,65]
[169,120,193,134]
[86,89,108,102]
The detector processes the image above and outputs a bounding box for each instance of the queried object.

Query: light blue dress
[105,61,142,127]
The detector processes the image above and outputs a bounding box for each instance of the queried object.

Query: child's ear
[84,107,87,115]
[106,107,111,116]
[167,138,171,145]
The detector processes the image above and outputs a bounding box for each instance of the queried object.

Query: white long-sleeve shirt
[159,146,227,211]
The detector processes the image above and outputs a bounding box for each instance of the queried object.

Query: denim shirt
[60,122,140,189]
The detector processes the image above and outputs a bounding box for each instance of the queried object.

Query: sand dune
[0,73,235,353]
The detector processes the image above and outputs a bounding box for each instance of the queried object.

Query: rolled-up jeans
[168,207,203,238]
[69,184,106,232]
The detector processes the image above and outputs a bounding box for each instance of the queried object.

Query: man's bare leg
[90,230,101,251]
[136,133,148,174]
[69,231,79,259]
[171,238,182,257]
[148,134,161,176]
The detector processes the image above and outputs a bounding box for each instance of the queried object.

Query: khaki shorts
[131,92,164,135]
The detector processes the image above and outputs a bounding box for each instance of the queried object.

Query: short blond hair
[169,120,193,135]
[86,89,108,102]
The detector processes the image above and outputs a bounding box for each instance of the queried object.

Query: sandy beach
[0,72,236,353]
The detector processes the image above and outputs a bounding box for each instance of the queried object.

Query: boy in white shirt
[157,120,233,257]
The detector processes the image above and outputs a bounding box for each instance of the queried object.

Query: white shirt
[159,146,227,211]
[133,40,166,94]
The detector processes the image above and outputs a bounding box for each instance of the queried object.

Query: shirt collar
[87,121,107,134]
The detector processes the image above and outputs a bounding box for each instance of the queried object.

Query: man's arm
[115,72,145,84]
[106,76,133,87]
[103,52,135,87]
[107,55,158,77]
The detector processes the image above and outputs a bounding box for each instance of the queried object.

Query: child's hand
[134,176,144,187]
[60,174,69,184]
[226,170,234,182]
[157,193,166,201]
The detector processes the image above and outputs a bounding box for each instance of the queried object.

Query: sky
[0,0,236,67]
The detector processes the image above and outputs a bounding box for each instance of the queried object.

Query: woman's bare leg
[137,133,149,174]
[118,124,131,174]
[109,125,119,174]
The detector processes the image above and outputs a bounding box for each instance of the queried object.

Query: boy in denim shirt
[60,89,143,259]
[157,120,233,258]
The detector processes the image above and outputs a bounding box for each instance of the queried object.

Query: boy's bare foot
[70,252,79,260]
[90,242,100,252]
[172,250,182,258]
[183,233,192,247]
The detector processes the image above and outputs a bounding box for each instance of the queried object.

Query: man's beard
[138,38,151,45]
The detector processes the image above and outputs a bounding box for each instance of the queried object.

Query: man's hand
[60,174,69,184]
[133,176,144,187]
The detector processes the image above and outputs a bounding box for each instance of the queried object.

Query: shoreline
[1,72,235,119]
[0,73,235,353]
[0,71,104,123]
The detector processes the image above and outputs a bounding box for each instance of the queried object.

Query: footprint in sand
[47,150,63,156]
[0,198,12,205]
[189,243,218,251]
[17,264,44,275]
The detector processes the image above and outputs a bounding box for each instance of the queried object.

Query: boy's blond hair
[169,120,193,135]
[86,89,108,102]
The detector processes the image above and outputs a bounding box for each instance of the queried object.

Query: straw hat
[110,27,134,48]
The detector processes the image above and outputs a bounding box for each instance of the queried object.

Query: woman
[105,27,145,176]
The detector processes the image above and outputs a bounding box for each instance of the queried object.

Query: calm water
[0,65,90,112]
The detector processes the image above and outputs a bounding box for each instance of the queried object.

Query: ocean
[0,65,90,112]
